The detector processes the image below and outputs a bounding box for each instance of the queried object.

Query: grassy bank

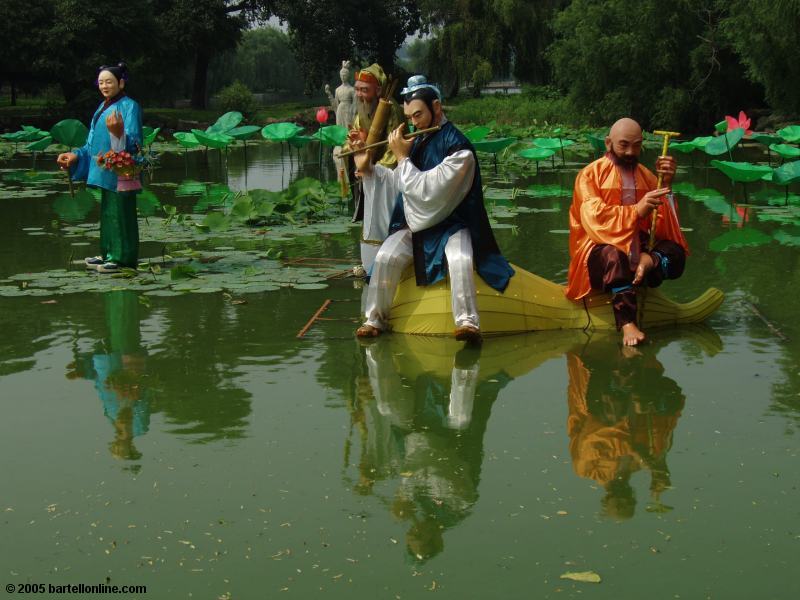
[446,87,588,130]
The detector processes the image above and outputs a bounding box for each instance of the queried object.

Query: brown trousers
[588,235,685,329]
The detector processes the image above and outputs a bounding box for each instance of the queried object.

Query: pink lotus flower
[316,107,329,125]
[726,111,753,136]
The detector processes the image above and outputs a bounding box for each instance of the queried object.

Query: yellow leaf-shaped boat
[389,263,724,336]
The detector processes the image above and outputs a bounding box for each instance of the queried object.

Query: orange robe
[565,156,689,300]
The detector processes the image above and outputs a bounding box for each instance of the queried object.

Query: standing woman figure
[57,62,143,273]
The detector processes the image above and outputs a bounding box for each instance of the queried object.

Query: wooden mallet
[649,130,680,246]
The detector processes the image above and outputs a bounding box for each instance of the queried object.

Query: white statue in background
[325,60,356,129]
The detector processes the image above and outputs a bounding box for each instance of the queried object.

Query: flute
[338,126,441,158]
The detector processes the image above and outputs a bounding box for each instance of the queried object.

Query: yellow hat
[355,63,386,87]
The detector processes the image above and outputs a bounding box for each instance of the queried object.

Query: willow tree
[419,0,565,97]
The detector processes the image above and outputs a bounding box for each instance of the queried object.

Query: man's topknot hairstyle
[403,87,439,113]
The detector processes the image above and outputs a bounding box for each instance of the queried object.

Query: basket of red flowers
[96,149,145,192]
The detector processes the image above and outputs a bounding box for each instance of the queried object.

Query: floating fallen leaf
[560,571,601,583]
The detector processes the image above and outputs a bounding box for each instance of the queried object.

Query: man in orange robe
[566,118,689,345]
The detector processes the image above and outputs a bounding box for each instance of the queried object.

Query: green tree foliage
[275,0,421,95]
[548,0,763,130]
[419,0,565,97]
[724,0,800,115]
[13,0,279,110]
[158,0,249,108]
[42,0,157,108]
[208,27,304,96]
[0,0,55,105]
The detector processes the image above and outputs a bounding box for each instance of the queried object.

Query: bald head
[606,118,643,167]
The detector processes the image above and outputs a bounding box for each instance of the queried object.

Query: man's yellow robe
[348,100,405,168]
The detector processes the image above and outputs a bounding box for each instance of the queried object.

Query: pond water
[1,139,798,599]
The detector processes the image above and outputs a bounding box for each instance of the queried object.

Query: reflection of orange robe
[565,156,689,300]
[566,354,635,485]
[566,353,681,486]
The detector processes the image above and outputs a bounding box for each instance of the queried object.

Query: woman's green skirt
[100,189,139,267]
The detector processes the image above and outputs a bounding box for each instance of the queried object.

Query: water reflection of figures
[565,329,721,518]
[353,338,493,562]
[66,291,149,464]
[346,333,576,562]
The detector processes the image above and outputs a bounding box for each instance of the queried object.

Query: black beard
[606,150,638,169]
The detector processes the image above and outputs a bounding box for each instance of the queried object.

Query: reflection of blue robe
[70,95,143,192]
[94,354,150,438]
[389,121,514,292]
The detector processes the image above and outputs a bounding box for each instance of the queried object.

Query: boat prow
[388,263,724,336]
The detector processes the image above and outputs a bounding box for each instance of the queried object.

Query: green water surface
[1,141,798,599]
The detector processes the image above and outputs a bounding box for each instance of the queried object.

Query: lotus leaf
[175,180,208,196]
[312,125,348,146]
[261,122,304,142]
[768,143,800,160]
[472,137,517,153]
[524,183,566,198]
[714,119,728,133]
[669,141,696,153]
[773,160,800,185]
[143,126,161,146]
[193,184,233,211]
[173,132,200,148]
[50,119,89,147]
[52,189,97,222]
[710,160,773,182]
[518,147,555,160]
[708,228,772,252]
[704,128,745,156]
[293,283,329,290]
[687,137,711,151]
[26,136,53,152]
[533,137,575,150]
[752,133,782,146]
[777,125,800,143]
[16,130,47,142]
[201,212,231,231]
[464,126,491,143]
[136,189,161,217]
[585,133,606,154]
[227,125,261,141]
[206,111,243,134]
[192,129,233,149]
[170,264,199,280]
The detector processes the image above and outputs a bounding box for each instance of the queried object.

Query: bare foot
[621,322,646,346]
[632,252,655,286]
[454,325,482,345]
[356,324,381,338]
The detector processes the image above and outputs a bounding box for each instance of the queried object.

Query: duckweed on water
[0,248,349,298]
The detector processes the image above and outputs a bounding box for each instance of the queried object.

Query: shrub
[216,81,256,117]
